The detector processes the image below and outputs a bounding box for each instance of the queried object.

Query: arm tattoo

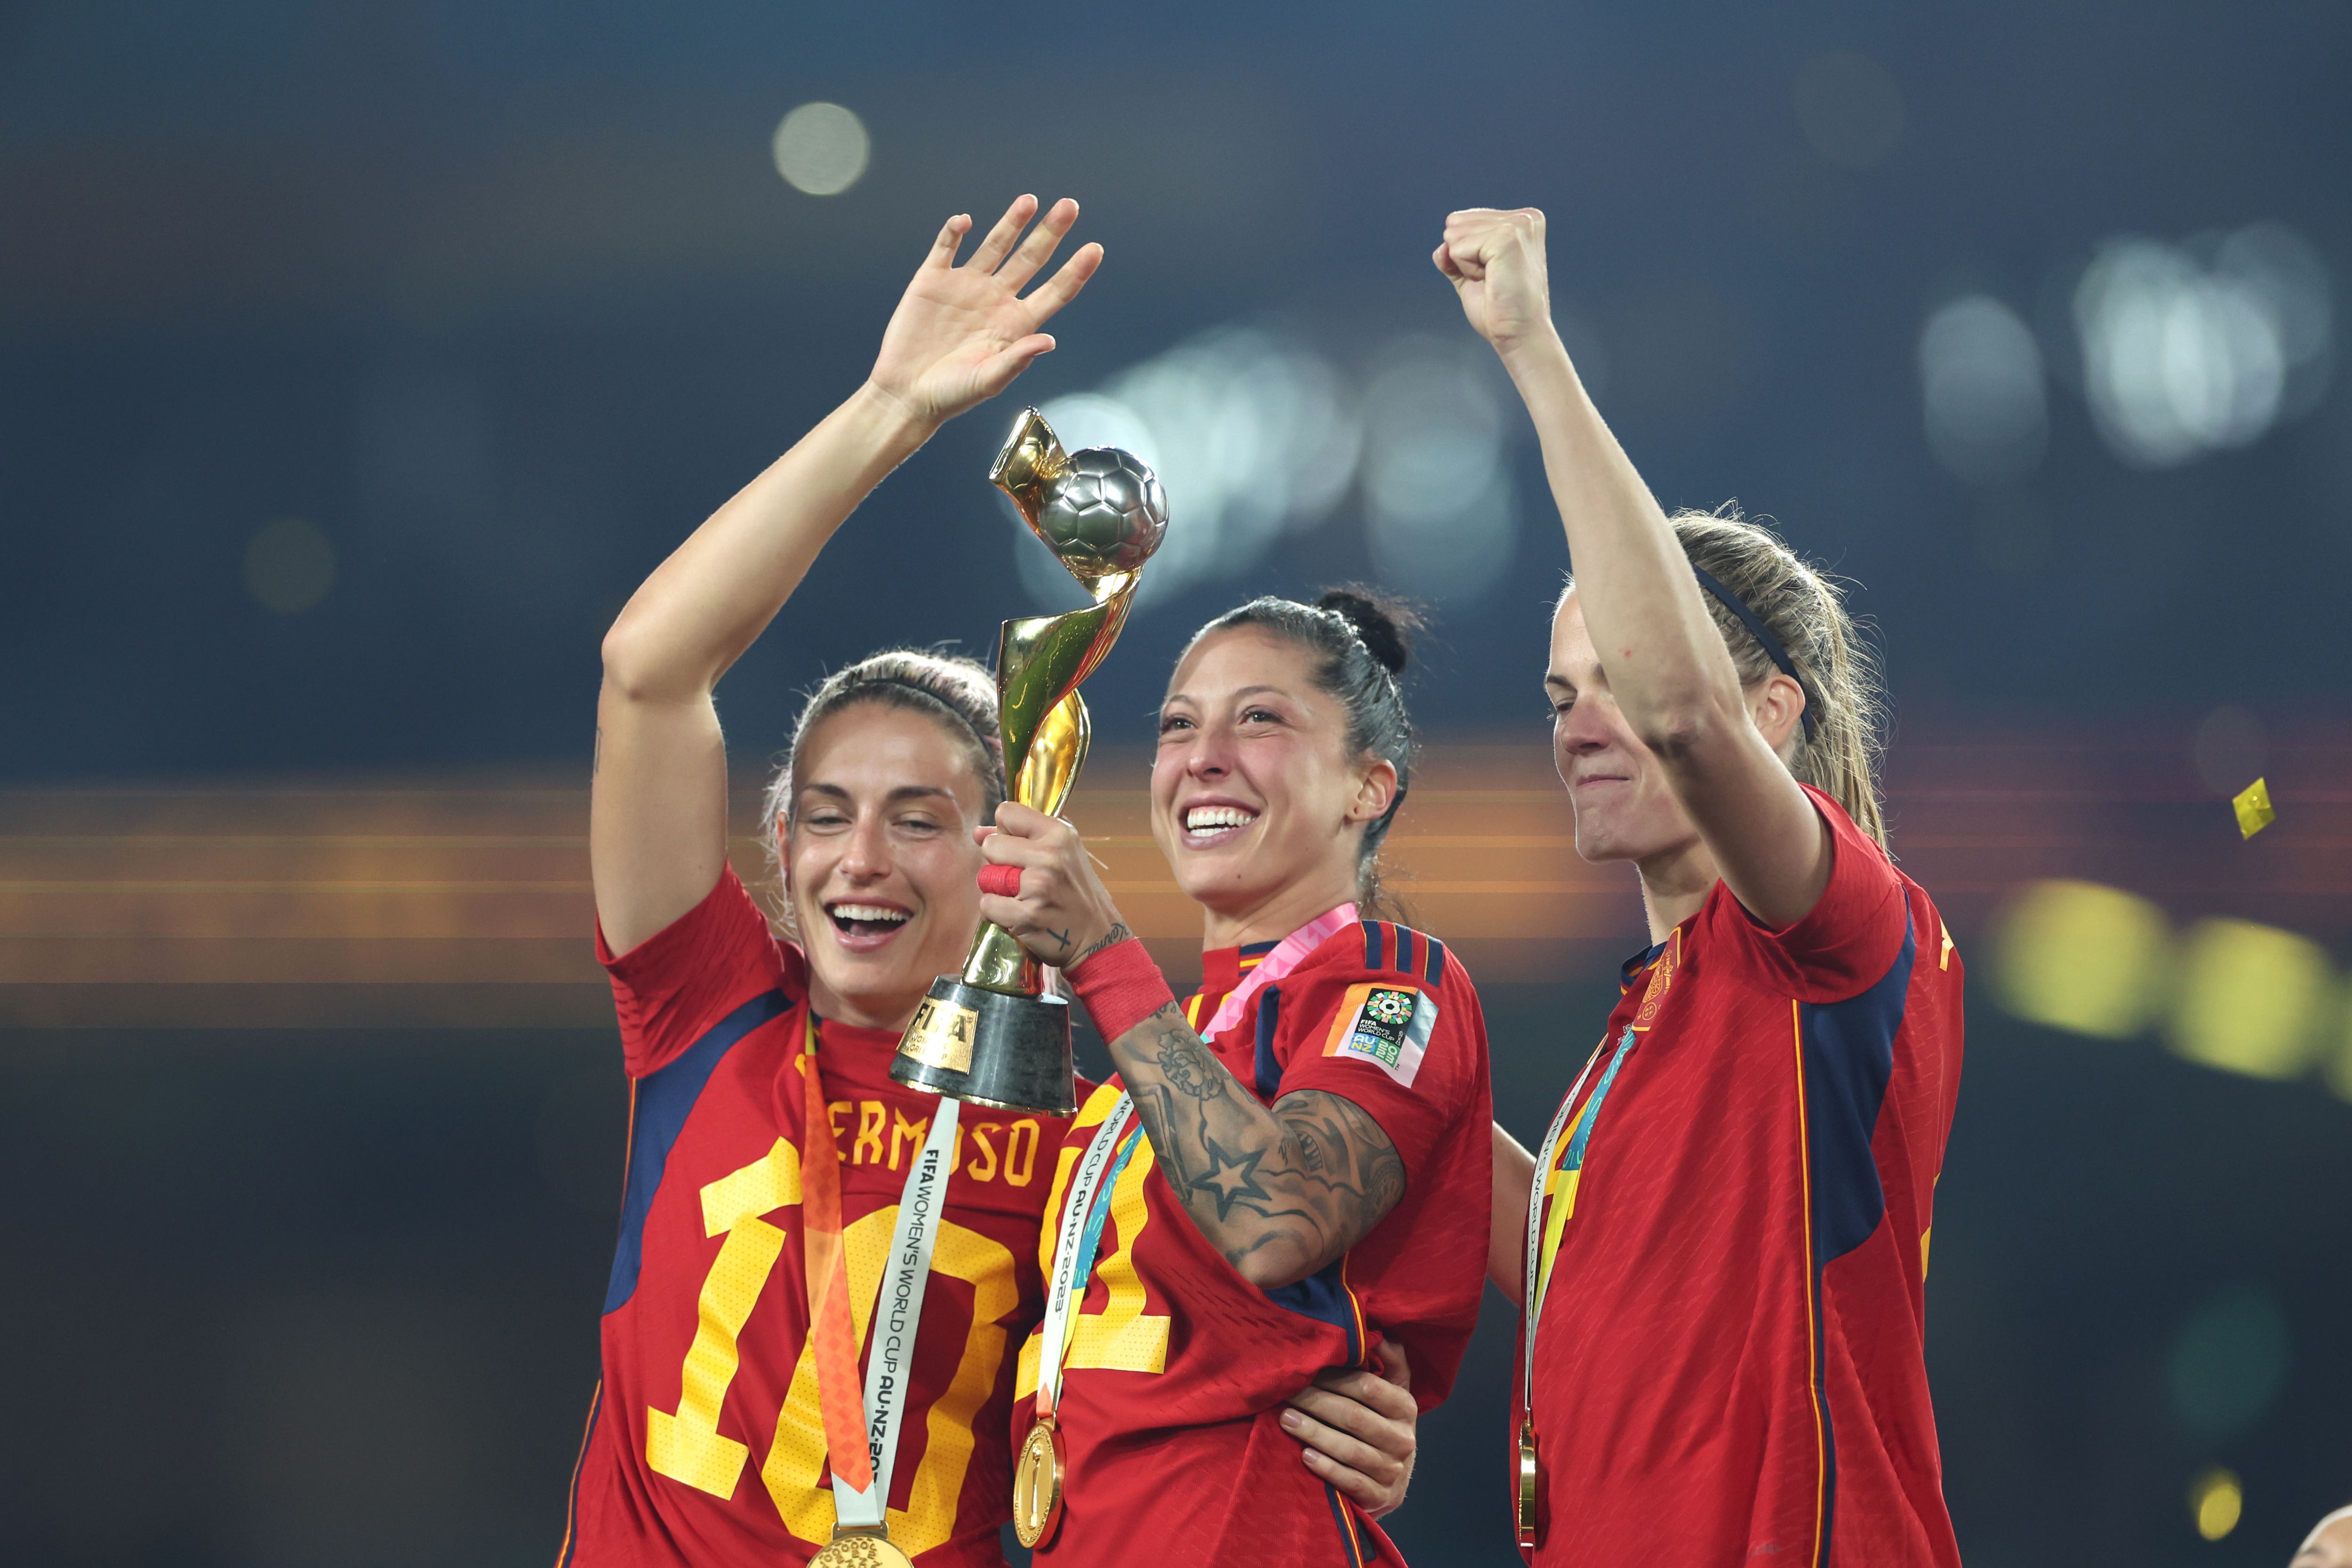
[1070,921,1133,967]
[1107,1003,1406,1288]
[1151,1019,1227,1101]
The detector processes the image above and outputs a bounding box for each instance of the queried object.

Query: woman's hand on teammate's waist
[1281,1341,1418,1520]
[973,801,1126,969]
[865,195,1104,430]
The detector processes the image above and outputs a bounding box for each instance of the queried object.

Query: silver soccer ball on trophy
[1035,448,1168,579]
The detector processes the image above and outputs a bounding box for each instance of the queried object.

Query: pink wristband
[1066,937,1176,1044]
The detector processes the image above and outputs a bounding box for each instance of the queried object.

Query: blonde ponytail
[1668,506,1888,849]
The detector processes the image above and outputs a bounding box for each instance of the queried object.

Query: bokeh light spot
[2192,706,2267,798]
[2189,1467,2243,1541]
[1991,880,2170,1038]
[2171,1285,2290,1443]
[1920,295,2047,485]
[1024,327,1363,610]
[2074,225,2332,468]
[1792,50,1904,170]
[2167,918,2330,1080]
[243,518,336,614]
[772,102,870,196]
[1361,336,1518,603]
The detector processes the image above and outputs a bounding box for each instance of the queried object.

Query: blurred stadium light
[2189,1466,2245,1542]
[772,102,871,196]
[1990,879,2171,1039]
[1990,879,2352,1098]
[1360,335,1520,603]
[2072,224,2333,468]
[1027,327,1361,609]
[2168,917,2332,1080]
[2168,1284,2291,1445]
[243,518,337,615]
[2191,705,2268,798]
[1919,295,2049,485]
[1026,326,1531,610]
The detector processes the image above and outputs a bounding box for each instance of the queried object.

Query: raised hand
[867,195,1104,427]
[1433,207,1554,355]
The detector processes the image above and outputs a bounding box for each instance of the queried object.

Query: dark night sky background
[5,0,2350,781]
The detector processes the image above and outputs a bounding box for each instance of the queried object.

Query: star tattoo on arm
[1107,1003,1406,1289]
[1189,1137,1270,1220]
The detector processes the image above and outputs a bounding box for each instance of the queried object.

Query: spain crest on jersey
[1320,981,1437,1088]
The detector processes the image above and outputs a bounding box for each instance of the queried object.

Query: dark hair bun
[1316,586,1422,677]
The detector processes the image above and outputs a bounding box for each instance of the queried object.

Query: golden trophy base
[891,976,1077,1115]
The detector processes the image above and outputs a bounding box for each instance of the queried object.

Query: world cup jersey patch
[1320,982,1437,1088]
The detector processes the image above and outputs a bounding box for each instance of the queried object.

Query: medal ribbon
[1519,1025,1636,1422]
[1033,1095,1144,1418]
[799,1015,961,1526]
[1199,902,1357,1040]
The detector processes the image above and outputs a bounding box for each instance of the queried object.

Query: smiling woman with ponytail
[1439,205,1964,1568]
[970,583,1492,1565]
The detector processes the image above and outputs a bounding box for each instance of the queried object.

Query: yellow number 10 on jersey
[643,1137,1017,1557]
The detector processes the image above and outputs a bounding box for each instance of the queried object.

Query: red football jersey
[558,867,1079,1567]
[1517,787,1965,1567]
[1013,919,1494,1567]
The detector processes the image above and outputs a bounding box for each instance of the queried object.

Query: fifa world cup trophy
[890,408,1168,1114]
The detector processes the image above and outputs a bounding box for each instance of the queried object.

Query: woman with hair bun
[564,195,1415,1568]
[1438,206,1965,1568]
[978,586,1495,1565]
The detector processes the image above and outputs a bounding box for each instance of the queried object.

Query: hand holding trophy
[890,407,1168,1113]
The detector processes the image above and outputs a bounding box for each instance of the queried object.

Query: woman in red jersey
[1437,207,1965,1568]
[568,195,1418,1568]
[978,590,1496,1566]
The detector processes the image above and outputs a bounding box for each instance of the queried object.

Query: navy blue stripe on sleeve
[1424,934,1447,986]
[1253,986,1284,1101]
[604,988,791,1314]
[1363,920,1385,971]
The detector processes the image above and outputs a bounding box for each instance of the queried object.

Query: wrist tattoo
[1071,922,1132,967]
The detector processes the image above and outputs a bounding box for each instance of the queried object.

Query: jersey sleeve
[1721,784,1908,1004]
[595,863,804,1078]
[1269,939,1484,1183]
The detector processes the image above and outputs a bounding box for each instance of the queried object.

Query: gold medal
[1515,1418,1540,1547]
[1011,1414,1066,1549]
[808,1524,914,1568]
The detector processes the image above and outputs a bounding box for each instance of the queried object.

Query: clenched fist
[1433,207,1555,356]
[974,802,1126,971]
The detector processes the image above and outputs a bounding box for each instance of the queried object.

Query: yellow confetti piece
[2232,778,2275,839]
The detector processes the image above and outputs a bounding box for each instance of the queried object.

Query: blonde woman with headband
[1439,206,1965,1568]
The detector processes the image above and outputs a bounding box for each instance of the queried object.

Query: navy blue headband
[1688,565,1817,743]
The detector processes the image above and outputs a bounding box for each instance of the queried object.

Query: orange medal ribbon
[798,1015,875,1496]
